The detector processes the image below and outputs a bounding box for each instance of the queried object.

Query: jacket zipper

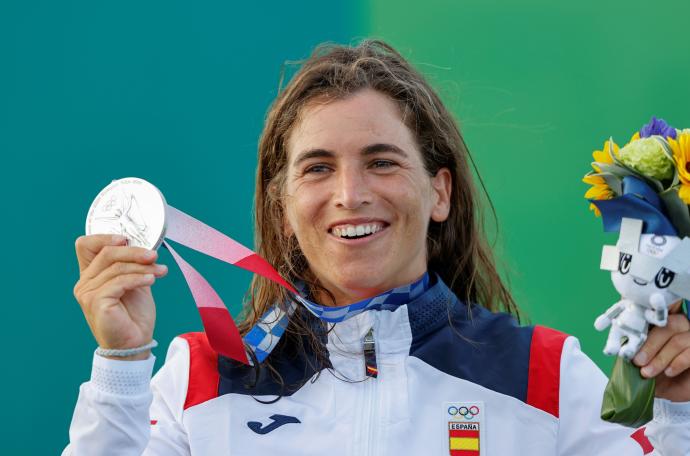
[364,327,378,378]
[361,327,378,455]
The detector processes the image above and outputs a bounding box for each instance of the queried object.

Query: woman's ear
[430,167,452,223]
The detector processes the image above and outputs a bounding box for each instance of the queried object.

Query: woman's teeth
[332,224,383,238]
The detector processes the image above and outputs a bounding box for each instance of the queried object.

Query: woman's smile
[328,219,390,243]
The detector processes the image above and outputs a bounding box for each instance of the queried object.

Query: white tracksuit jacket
[63,277,690,455]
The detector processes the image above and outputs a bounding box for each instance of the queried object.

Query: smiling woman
[283,89,453,306]
[249,41,518,325]
[64,40,690,455]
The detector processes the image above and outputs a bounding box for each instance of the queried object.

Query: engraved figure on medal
[86,178,167,250]
[93,189,150,246]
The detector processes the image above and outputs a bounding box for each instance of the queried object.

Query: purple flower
[640,116,677,139]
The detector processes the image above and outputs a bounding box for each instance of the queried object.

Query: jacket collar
[325,273,465,354]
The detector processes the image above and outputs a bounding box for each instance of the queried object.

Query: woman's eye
[304,164,331,174]
[370,160,396,169]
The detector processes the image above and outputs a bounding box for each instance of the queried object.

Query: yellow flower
[668,132,690,204]
[583,174,615,216]
[591,139,618,172]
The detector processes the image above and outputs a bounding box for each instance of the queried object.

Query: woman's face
[283,88,451,305]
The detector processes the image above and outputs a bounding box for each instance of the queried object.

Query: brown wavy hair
[238,39,519,367]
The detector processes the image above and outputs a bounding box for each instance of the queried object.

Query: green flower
[618,137,674,181]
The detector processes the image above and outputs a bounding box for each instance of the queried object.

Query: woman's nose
[333,168,372,210]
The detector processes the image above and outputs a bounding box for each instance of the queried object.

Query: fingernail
[641,366,654,377]
[155,264,167,273]
[144,250,157,259]
[634,352,648,365]
[111,235,127,244]
[665,367,674,377]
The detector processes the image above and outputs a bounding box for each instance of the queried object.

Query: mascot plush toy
[584,117,690,427]
[593,178,690,360]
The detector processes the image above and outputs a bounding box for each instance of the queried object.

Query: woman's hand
[633,301,690,402]
[73,234,168,360]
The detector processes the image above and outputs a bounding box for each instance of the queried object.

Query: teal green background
[3,1,690,453]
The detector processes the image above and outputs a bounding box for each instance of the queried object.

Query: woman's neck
[311,271,429,307]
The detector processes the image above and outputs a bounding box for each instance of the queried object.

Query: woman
[65,40,690,455]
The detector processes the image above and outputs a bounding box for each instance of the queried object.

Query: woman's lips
[330,221,386,238]
[328,223,389,245]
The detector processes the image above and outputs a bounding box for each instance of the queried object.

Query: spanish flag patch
[448,422,480,456]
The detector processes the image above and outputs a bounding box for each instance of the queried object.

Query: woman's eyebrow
[293,149,334,167]
[294,143,408,166]
[361,143,408,158]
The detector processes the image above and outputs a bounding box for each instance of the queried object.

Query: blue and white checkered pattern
[242,273,430,363]
[296,273,430,322]
[242,301,296,364]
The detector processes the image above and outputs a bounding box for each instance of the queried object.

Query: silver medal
[85,177,167,250]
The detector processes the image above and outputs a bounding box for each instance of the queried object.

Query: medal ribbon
[160,204,430,365]
[243,273,429,363]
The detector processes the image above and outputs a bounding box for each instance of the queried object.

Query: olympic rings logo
[447,405,480,419]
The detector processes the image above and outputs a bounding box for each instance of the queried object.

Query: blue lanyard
[242,272,430,363]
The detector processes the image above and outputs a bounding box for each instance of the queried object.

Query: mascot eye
[654,267,675,289]
[618,253,632,274]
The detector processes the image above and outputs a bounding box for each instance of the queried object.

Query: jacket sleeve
[557,336,690,456]
[62,337,193,456]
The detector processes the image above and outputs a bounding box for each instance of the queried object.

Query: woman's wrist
[102,350,151,361]
[95,340,158,361]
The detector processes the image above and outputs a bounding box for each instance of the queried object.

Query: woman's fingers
[80,244,158,282]
[664,346,690,377]
[87,261,168,292]
[94,273,156,303]
[75,234,127,272]
[641,330,690,378]
[634,314,690,377]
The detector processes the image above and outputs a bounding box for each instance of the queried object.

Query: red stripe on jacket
[179,332,220,410]
[630,427,654,454]
[526,325,568,418]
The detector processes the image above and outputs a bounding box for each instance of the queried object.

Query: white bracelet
[95,340,158,358]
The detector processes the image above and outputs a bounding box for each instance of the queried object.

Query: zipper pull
[364,327,378,378]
